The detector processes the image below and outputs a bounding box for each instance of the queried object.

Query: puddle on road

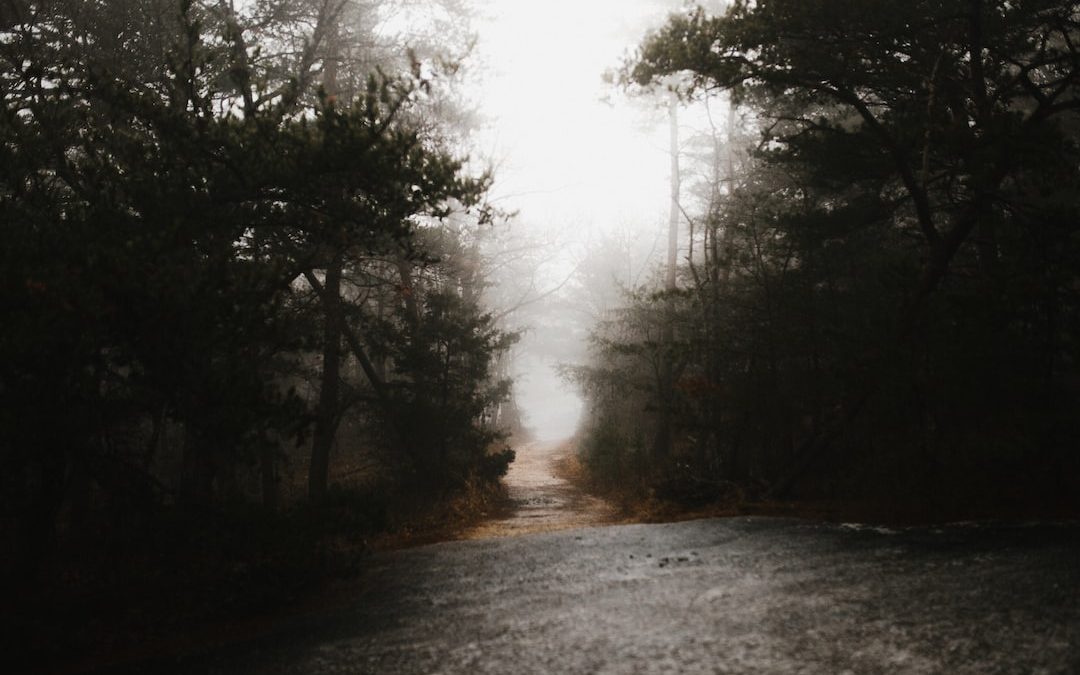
[465,440,618,539]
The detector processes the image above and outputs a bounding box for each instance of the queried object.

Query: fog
[472,0,682,439]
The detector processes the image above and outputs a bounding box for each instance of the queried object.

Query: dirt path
[164,518,1080,674]
[465,439,617,539]
[112,444,1080,674]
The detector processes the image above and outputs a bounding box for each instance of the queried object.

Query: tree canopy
[1,0,516,583]
[569,0,1080,509]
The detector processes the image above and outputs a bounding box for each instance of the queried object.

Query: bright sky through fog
[474,0,672,239]
[471,0,678,439]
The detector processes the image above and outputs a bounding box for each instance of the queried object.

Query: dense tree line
[0,0,514,581]
[572,0,1080,512]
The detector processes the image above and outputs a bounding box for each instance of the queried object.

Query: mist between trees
[565,0,1080,515]
[6,0,1080,668]
[1,1,532,658]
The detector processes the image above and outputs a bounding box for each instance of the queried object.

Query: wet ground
[465,440,618,538]
[148,443,1079,675]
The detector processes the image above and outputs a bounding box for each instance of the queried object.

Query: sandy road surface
[465,440,617,538]
[156,518,1080,674]
[135,441,1079,674]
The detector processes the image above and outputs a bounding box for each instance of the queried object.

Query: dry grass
[552,439,1079,527]
[550,441,586,484]
[371,477,512,550]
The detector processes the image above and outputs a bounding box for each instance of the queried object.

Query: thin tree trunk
[396,257,420,327]
[309,254,343,501]
[303,271,393,408]
[308,19,343,502]
[653,92,681,464]
[666,93,680,293]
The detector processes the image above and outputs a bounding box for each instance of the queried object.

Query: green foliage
[579,0,1080,506]
[477,446,515,482]
[0,0,515,579]
[388,288,517,484]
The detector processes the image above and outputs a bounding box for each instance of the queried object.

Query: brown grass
[552,439,1079,527]
[370,477,512,550]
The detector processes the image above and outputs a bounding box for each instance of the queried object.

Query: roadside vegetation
[568,0,1080,522]
[1,0,524,670]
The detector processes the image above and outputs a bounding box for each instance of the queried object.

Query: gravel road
[156,443,1079,675]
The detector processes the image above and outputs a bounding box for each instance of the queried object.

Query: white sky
[473,0,674,238]
[469,0,683,439]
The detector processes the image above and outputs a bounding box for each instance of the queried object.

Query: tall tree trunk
[309,254,343,501]
[396,257,420,328]
[665,93,680,293]
[373,292,387,381]
[718,95,744,479]
[394,256,424,473]
[308,19,343,502]
[653,92,681,464]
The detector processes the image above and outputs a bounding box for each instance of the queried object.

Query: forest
[1,0,529,667]
[4,0,1080,671]
[570,0,1080,519]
